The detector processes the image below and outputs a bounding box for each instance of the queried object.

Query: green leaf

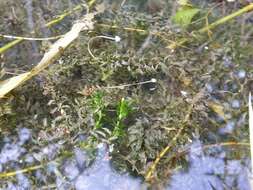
[117,98,132,120]
[172,7,200,28]
[112,98,133,138]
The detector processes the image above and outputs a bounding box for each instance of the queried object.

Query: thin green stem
[0,164,43,178]
[169,3,253,49]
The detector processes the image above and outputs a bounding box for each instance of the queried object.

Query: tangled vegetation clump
[0,0,253,188]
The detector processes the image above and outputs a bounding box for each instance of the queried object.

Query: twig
[169,141,250,162]
[0,0,97,54]
[97,23,148,34]
[198,3,253,34]
[96,23,189,49]
[0,34,62,41]
[204,3,222,40]
[0,2,104,98]
[0,164,43,178]
[121,0,127,7]
[168,3,253,50]
[249,92,253,174]
[145,88,205,182]
[104,78,157,89]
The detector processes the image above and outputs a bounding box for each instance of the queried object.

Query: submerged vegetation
[0,0,253,189]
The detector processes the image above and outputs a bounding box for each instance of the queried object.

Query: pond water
[0,128,251,189]
[0,0,253,189]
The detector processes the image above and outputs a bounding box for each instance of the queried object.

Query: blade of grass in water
[249,92,253,174]
[248,92,253,189]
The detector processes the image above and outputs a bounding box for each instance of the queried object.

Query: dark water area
[0,0,253,189]
[0,0,82,68]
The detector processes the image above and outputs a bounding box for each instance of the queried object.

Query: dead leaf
[207,101,227,121]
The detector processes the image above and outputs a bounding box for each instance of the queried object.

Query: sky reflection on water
[0,128,250,189]
[168,141,250,190]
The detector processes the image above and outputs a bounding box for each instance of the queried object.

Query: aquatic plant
[90,91,106,129]
[113,97,133,138]
[0,0,253,188]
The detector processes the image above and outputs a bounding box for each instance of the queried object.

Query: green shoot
[113,98,133,138]
[90,91,106,129]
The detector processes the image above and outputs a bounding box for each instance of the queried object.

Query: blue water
[0,128,251,189]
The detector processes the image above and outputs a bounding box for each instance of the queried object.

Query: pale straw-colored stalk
[248,92,253,189]
[249,92,253,174]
